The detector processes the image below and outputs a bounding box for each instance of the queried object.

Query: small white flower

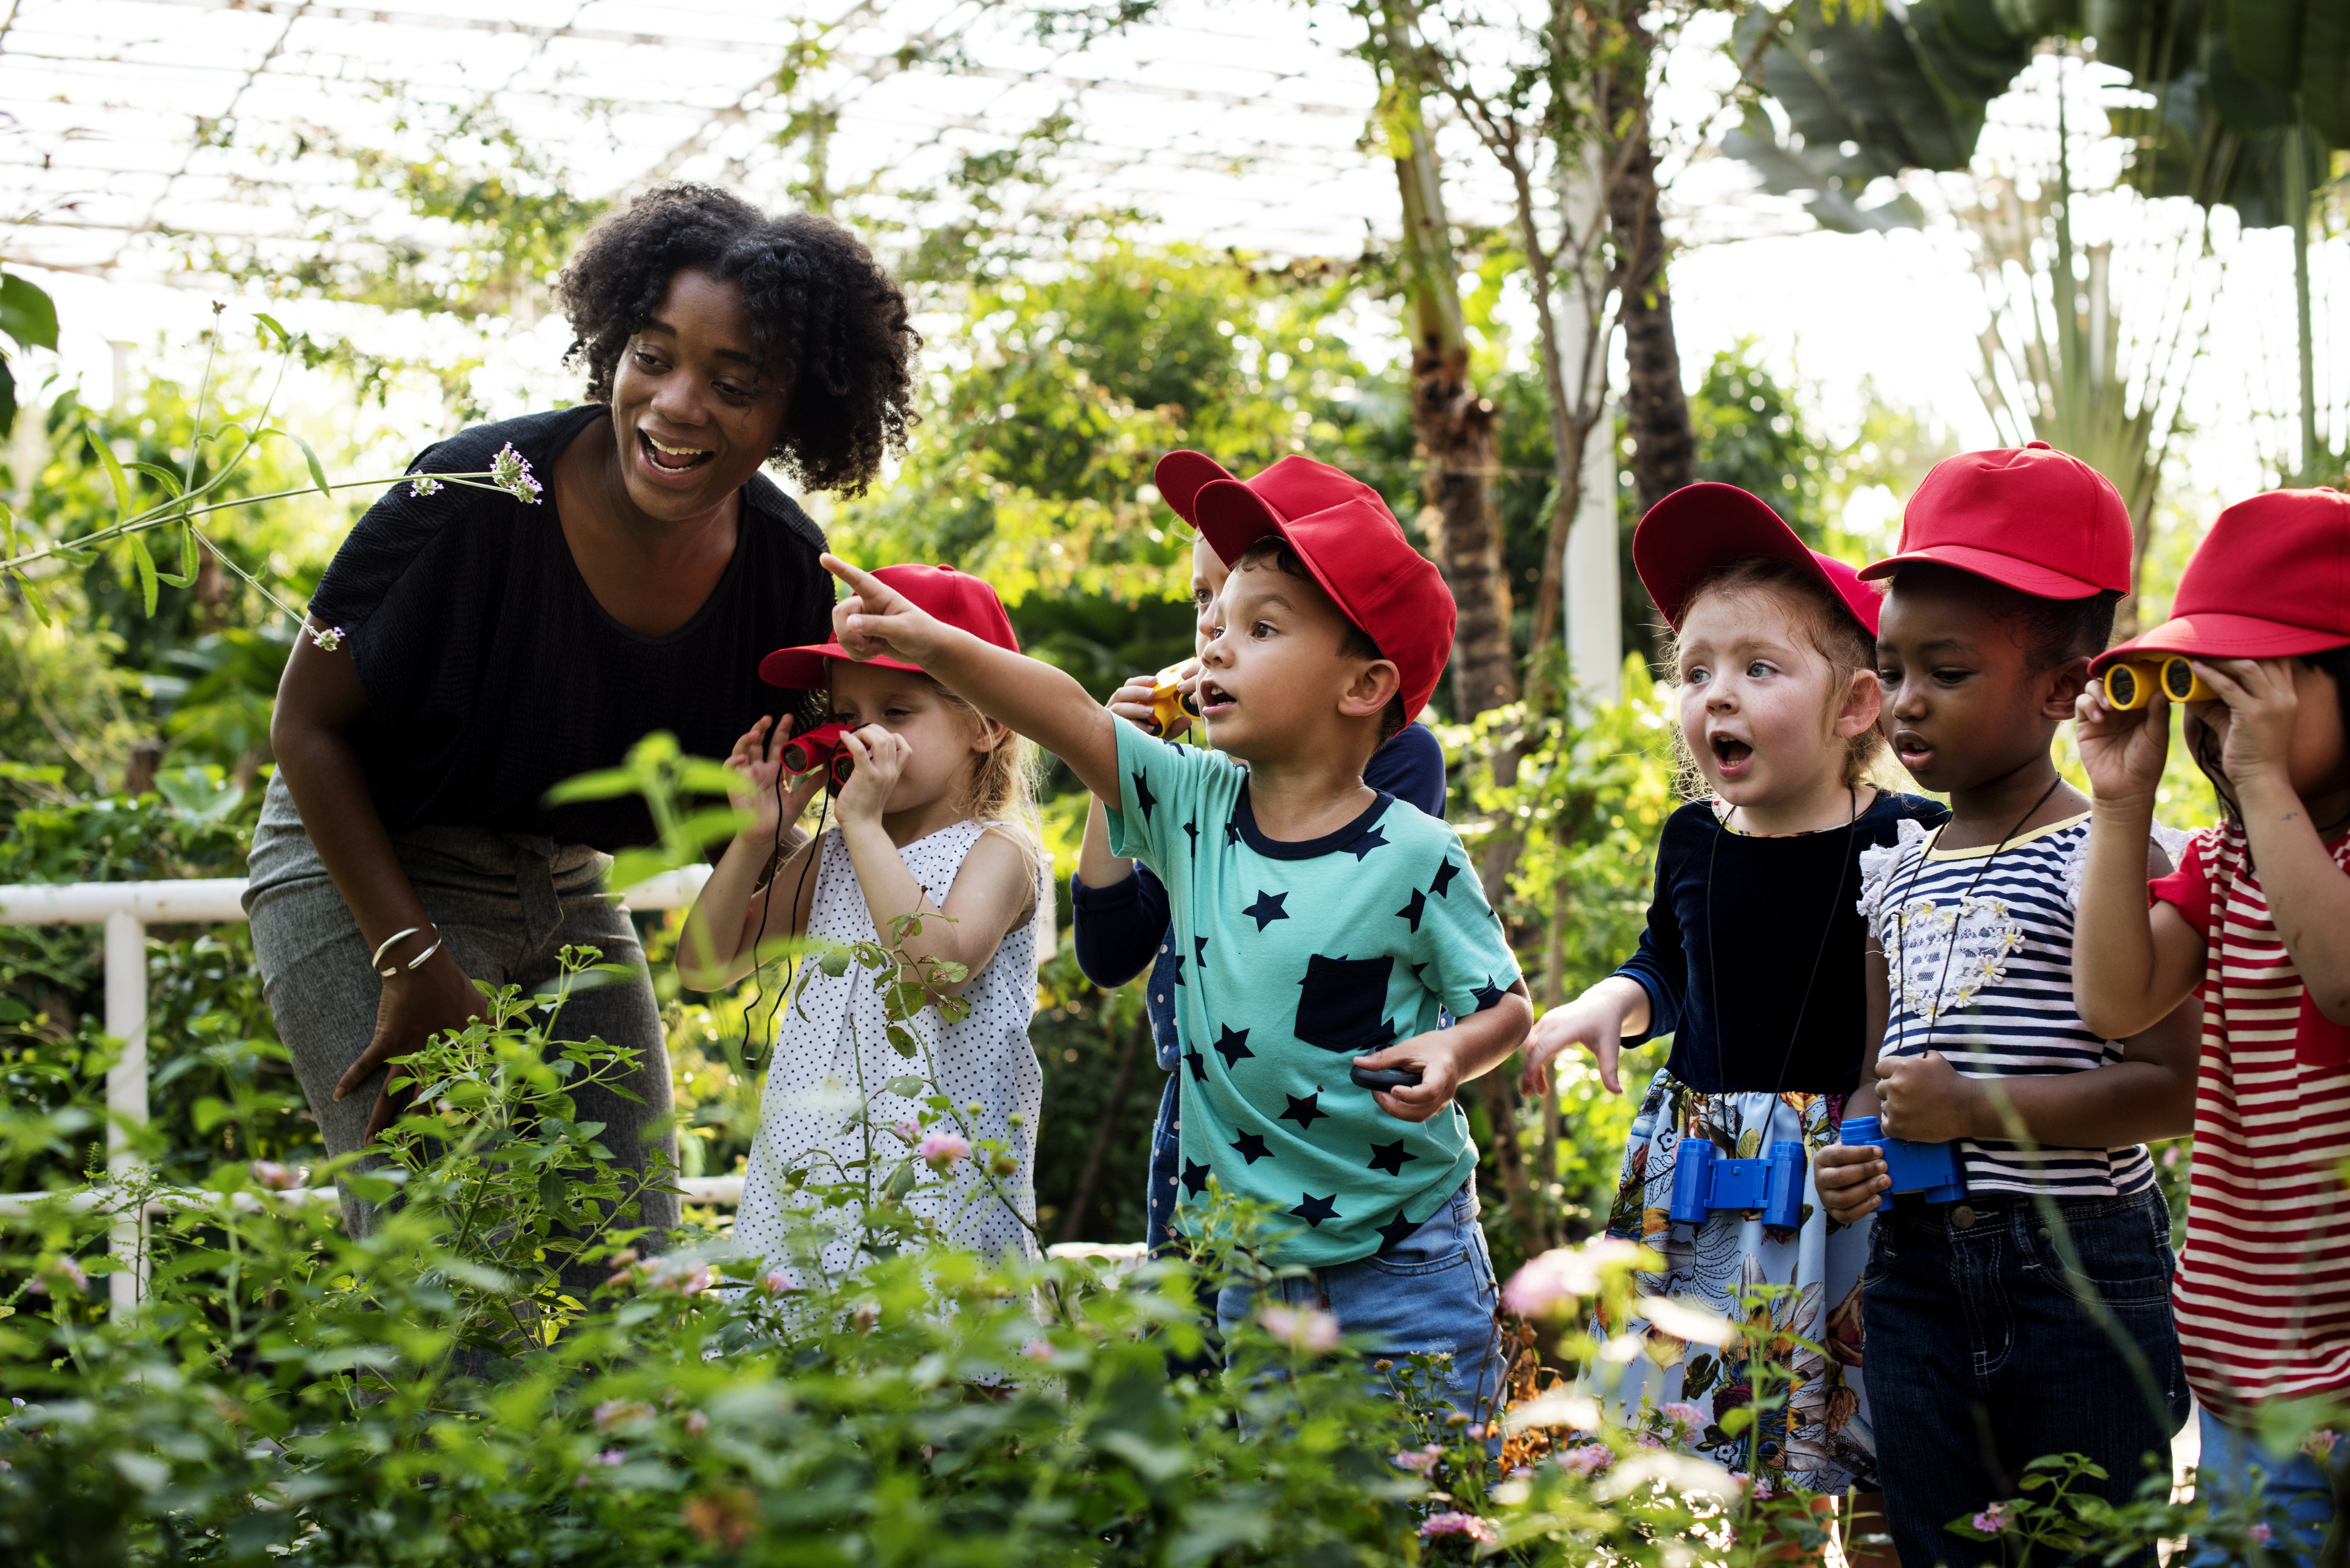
[408,474,444,498]
[308,625,346,652]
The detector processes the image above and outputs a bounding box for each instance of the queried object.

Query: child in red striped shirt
[2074,488,2350,1560]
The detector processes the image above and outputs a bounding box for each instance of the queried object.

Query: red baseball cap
[1155,449,1383,536]
[757,563,1020,688]
[1860,442,2130,597]
[2092,488,2350,674]
[1189,478,1456,723]
[1633,482,1882,637]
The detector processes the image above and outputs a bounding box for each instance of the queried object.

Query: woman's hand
[2073,681,2169,810]
[833,725,910,830]
[727,715,825,845]
[338,944,485,1140]
[1875,1050,1981,1143]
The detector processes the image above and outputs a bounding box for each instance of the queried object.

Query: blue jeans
[1863,1185,2189,1567]
[1214,1181,1507,1426]
[2191,1408,2343,1567]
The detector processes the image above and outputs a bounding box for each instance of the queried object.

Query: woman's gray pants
[243,775,680,1281]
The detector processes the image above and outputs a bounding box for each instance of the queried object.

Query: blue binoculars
[1837,1115,1966,1210]
[1669,1138,1807,1229]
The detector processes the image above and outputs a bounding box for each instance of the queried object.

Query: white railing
[0,866,717,1319]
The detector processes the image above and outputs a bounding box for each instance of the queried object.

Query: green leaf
[885,1074,927,1098]
[287,431,333,497]
[192,1096,234,1136]
[818,950,853,977]
[88,432,131,518]
[129,531,159,615]
[543,766,642,803]
[1719,1406,1753,1436]
[127,461,185,498]
[0,272,58,351]
[1,500,17,559]
[254,312,288,348]
[16,571,53,624]
[886,1023,920,1059]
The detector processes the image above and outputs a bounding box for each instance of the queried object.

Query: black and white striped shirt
[1861,812,2157,1198]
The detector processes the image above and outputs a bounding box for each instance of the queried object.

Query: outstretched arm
[825,555,1122,802]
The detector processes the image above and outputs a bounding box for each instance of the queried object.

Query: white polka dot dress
[734,819,1045,1278]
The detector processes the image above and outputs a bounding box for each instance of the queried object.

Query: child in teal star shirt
[817,459,1530,1424]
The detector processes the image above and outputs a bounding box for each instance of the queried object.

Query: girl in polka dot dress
[680,565,1047,1277]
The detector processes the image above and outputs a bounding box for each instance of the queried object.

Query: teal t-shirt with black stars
[1105,719,1522,1267]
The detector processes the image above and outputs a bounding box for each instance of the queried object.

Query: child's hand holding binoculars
[726,716,830,845]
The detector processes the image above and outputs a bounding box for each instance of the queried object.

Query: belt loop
[507,834,563,950]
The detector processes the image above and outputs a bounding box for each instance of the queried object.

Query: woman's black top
[307,406,833,851]
[1614,790,1949,1095]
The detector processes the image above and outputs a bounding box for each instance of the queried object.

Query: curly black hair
[555,185,919,496]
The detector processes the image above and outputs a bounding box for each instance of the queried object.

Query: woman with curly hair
[246,187,918,1276]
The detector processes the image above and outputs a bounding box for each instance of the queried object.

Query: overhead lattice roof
[0,0,1440,286]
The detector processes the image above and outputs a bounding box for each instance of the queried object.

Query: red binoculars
[779,719,860,787]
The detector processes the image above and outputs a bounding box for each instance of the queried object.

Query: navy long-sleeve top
[1615,790,1947,1095]
[1071,720,1450,1067]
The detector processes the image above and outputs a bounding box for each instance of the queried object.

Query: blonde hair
[1658,555,1889,798]
[936,683,1044,883]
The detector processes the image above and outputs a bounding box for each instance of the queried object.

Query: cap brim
[1154,450,1241,529]
[1858,543,2102,598]
[757,643,924,689]
[1633,483,1872,634]
[1192,477,1287,565]
[2090,612,2350,675]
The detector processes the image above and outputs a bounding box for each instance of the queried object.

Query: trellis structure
[1,0,1437,288]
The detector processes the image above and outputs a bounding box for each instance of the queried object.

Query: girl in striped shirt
[1814,445,2200,1567]
[2074,488,2350,1563]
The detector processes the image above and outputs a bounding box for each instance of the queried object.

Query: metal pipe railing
[0,864,717,1319]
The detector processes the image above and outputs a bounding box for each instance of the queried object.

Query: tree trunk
[1605,19,1694,516]
[1391,117,1517,721]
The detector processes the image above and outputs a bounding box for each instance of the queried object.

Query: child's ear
[968,715,1010,755]
[1830,665,1882,740]
[1339,659,1403,721]
[2044,654,2093,720]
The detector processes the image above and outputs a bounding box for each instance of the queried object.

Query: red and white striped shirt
[2150,820,2350,1414]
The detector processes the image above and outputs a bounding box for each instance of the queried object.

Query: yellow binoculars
[2102,656,2215,710]
[1143,667,1202,739]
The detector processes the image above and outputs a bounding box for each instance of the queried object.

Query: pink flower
[1257,1302,1341,1353]
[760,1270,794,1295]
[1501,1235,1643,1317]
[1660,1401,1706,1441]
[1559,1443,1613,1476]
[2306,1429,2341,1460]
[1022,1339,1057,1363]
[1635,1431,1664,1449]
[490,443,542,504]
[890,1119,922,1144]
[596,1448,627,1466]
[593,1399,653,1432]
[29,1256,87,1295]
[1393,1445,1443,1475]
[249,1160,305,1191]
[1419,1512,1498,1543]
[917,1131,970,1170]
[1972,1502,2010,1535]
[684,1410,709,1436]
[2250,1523,2275,1545]
[1731,1471,1775,1502]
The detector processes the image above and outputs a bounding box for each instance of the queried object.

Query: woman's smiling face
[607,268,790,523]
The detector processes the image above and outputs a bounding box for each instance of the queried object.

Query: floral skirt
[1586,1068,1877,1494]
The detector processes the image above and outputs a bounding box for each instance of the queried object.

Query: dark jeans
[1863,1184,2190,1568]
